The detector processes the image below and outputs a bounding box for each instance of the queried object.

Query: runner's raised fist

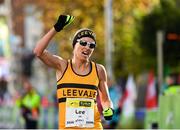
[54,14,75,32]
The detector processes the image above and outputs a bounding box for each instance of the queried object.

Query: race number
[65,98,94,128]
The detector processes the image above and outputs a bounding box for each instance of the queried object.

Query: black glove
[102,108,114,120]
[54,14,75,32]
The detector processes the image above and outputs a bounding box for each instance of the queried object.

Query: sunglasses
[77,39,96,49]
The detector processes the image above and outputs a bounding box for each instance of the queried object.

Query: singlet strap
[70,59,92,76]
[56,60,69,82]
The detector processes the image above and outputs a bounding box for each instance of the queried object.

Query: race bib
[65,98,94,128]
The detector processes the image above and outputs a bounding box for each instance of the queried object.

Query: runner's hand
[102,108,114,120]
[54,14,75,32]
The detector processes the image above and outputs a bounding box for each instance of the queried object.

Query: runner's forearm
[34,28,57,57]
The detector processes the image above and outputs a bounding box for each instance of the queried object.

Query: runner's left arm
[97,64,114,120]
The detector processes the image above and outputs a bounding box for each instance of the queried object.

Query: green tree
[139,0,180,73]
[113,0,158,78]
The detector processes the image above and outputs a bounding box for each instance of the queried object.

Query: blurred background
[0,0,180,129]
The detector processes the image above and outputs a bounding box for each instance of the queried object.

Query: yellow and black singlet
[56,60,102,129]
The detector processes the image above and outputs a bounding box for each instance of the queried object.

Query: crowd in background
[0,62,179,129]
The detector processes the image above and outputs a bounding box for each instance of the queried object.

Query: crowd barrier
[0,104,58,129]
[145,94,180,129]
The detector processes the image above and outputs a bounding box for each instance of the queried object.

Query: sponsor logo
[79,101,91,107]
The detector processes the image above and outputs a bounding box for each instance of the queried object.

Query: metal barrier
[0,105,24,128]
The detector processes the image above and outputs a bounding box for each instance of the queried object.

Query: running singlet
[56,60,103,129]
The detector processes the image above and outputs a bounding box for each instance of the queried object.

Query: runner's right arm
[33,14,75,70]
[33,28,63,70]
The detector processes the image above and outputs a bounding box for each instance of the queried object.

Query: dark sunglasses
[77,39,96,49]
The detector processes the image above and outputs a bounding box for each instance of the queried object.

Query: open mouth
[82,51,89,56]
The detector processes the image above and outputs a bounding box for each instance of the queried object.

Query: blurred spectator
[52,92,58,129]
[0,76,7,104]
[164,73,180,95]
[178,73,180,84]
[103,77,122,129]
[16,79,40,129]
[41,95,49,128]
[20,44,35,78]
